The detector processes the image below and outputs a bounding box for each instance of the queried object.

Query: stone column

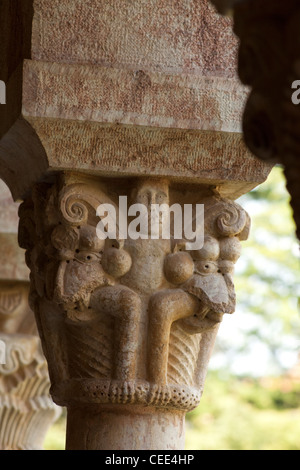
[0,0,272,450]
[0,180,61,450]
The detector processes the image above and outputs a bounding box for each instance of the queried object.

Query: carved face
[133,180,169,207]
[52,224,113,307]
[180,235,241,333]
[131,180,169,235]
[192,235,241,277]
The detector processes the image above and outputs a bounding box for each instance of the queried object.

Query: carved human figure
[121,178,171,295]
[51,221,141,382]
[147,198,249,385]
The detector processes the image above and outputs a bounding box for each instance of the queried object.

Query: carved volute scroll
[18,173,250,413]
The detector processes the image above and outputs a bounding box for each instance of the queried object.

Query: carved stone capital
[0,281,61,450]
[18,173,250,420]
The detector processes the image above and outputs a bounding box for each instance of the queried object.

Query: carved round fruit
[164,252,194,285]
[101,248,132,278]
[192,236,219,261]
[219,236,241,262]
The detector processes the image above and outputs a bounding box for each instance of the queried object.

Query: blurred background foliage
[44,165,300,450]
[210,164,300,378]
[185,371,300,450]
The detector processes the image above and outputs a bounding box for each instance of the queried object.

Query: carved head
[173,196,249,333]
[131,179,169,207]
[47,181,133,311]
[130,179,170,237]
[50,224,113,309]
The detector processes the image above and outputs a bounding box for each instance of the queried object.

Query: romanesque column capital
[18,173,250,417]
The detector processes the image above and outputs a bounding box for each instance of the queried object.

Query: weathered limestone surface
[23,61,245,132]
[0,0,272,200]
[0,181,61,450]
[30,0,238,75]
[0,0,273,450]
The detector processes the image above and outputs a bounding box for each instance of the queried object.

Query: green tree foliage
[210,165,300,377]
[185,372,300,450]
